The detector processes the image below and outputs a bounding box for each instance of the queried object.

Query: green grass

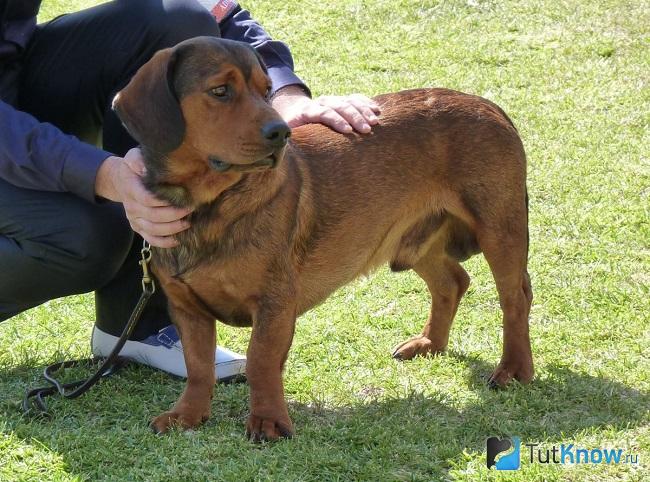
[1,0,648,480]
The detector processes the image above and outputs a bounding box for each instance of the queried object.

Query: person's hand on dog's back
[95,148,192,248]
[271,86,381,134]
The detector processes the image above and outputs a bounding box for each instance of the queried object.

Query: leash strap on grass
[22,241,156,417]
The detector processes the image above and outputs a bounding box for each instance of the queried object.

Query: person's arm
[0,102,189,247]
[0,100,110,202]
[214,3,380,133]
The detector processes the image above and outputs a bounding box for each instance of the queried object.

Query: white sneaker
[91,324,246,382]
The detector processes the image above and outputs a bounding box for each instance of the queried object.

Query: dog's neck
[192,161,288,233]
[149,147,296,277]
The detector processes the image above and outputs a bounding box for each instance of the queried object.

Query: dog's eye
[209,85,229,98]
[265,86,272,100]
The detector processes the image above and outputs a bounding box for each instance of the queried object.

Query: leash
[22,241,156,417]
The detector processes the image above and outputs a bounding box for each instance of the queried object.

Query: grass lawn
[1,0,648,480]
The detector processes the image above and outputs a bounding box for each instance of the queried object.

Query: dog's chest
[165,256,269,328]
[193,278,253,327]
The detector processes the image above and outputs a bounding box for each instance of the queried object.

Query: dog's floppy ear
[112,47,185,153]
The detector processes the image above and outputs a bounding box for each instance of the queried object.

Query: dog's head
[112,36,290,207]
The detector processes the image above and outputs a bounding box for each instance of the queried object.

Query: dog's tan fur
[113,37,534,440]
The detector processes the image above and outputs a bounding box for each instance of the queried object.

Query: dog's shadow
[284,354,648,473]
[0,355,647,479]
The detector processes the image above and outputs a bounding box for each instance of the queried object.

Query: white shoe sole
[91,325,246,382]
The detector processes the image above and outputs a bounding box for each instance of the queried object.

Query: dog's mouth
[208,152,280,173]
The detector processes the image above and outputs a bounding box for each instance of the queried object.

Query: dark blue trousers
[0,0,220,338]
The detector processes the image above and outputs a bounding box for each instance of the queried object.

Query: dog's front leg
[150,306,216,434]
[246,303,296,442]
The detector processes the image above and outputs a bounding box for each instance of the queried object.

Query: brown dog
[112,36,534,441]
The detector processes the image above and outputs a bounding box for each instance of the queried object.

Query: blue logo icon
[487,436,521,470]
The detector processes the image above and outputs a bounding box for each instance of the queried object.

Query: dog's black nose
[261,120,291,148]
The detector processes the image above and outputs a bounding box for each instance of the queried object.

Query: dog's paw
[150,409,210,434]
[487,358,534,389]
[391,335,445,360]
[245,413,294,442]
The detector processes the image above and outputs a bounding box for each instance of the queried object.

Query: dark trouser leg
[3,0,220,338]
[0,179,133,321]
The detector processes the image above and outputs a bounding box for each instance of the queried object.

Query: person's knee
[165,0,221,39]
[132,0,220,45]
[0,201,133,310]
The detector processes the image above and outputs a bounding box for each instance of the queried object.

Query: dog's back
[288,88,527,313]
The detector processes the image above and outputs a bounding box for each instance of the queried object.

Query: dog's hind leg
[392,251,469,360]
[478,213,534,387]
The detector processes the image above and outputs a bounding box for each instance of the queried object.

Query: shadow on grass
[0,356,647,480]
